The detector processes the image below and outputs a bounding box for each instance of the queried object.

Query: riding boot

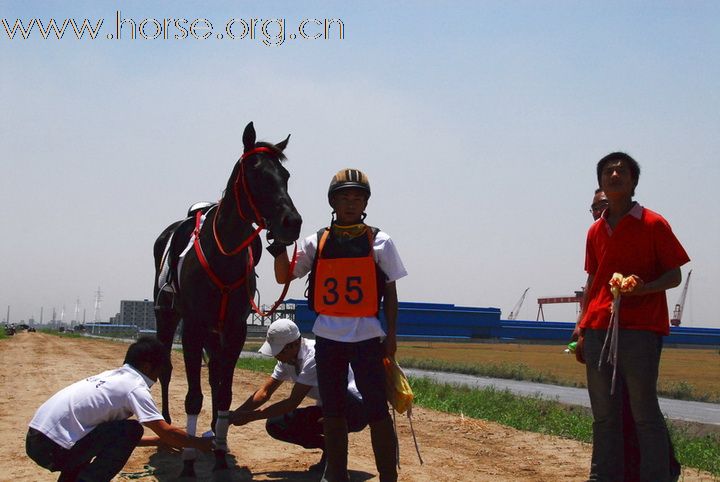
[370,417,398,482]
[321,417,349,482]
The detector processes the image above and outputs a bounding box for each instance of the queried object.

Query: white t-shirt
[293,229,408,343]
[271,338,361,405]
[29,364,164,449]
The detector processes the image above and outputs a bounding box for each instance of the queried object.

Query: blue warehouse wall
[287,299,720,346]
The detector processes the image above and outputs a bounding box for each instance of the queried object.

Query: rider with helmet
[268,168,407,482]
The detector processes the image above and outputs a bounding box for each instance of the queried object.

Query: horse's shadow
[144,450,250,481]
[139,450,373,481]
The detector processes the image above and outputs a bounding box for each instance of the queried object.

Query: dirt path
[1,333,715,481]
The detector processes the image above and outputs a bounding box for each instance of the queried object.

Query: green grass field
[235,355,720,476]
[245,338,720,402]
[394,341,720,403]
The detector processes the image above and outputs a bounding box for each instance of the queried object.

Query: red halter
[196,146,298,327]
[212,146,273,256]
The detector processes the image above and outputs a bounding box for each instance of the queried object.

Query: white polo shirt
[29,364,164,449]
[292,229,407,342]
[271,338,361,405]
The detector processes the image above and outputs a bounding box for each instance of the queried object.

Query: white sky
[1,1,718,328]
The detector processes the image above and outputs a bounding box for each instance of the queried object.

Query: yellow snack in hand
[620,276,637,293]
[609,272,624,298]
[609,272,638,298]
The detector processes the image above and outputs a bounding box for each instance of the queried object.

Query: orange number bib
[313,253,379,317]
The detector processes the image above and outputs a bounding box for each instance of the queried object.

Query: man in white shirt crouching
[26,336,212,481]
[230,319,368,473]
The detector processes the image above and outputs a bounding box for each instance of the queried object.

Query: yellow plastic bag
[383,357,413,414]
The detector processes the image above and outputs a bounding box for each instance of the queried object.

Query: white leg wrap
[186,414,198,436]
[214,410,230,452]
[182,414,199,460]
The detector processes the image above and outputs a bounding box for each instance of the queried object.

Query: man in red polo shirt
[575,152,689,482]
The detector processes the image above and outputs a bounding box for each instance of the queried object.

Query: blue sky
[1,1,718,327]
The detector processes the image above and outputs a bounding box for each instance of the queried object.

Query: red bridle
[195,146,298,326]
[212,146,273,256]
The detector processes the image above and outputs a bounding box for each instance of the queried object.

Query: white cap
[258,318,301,356]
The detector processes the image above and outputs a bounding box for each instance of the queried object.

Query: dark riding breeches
[26,420,143,482]
[265,392,368,450]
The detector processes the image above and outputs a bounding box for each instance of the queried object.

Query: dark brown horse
[152,122,302,475]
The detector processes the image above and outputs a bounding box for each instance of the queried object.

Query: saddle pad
[157,232,176,293]
[177,212,207,292]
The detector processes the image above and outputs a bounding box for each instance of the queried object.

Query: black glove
[265,231,291,258]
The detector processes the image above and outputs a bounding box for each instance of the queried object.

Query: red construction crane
[536,290,584,321]
[670,269,692,327]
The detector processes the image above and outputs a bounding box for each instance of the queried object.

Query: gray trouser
[584,328,670,482]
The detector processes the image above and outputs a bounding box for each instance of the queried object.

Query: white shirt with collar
[598,201,644,235]
[29,364,164,449]
[271,338,361,405]
[292,230,408,343]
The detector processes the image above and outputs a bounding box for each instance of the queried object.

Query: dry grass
[396,341,720,401]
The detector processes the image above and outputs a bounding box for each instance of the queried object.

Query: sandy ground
[1,332,715,482]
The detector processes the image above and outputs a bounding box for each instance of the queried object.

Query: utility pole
[93,287,103,323]
[73,298,81,328]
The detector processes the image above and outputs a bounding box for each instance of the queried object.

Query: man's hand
[620,275,644,296]
[571,327,586,364]
[266,230,292,258]
[142,419,215,452]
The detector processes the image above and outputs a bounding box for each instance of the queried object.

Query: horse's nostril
[282,214,301,229]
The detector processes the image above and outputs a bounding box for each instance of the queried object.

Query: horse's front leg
[207,326,246,472]
[180,326,205,478]
[207,353,229,472]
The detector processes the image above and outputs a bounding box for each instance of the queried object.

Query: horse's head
[227,122,302,244]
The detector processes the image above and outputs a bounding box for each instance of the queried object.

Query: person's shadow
[252,469,374,481]
[139,450,374,481]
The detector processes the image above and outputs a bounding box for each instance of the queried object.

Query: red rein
[248,241,299,317]
[196,146,297,330]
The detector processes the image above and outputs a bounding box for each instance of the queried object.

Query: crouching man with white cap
[230,318,368,472]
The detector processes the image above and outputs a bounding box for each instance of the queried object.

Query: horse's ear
[275,134,291,152]
[242,122,256,152]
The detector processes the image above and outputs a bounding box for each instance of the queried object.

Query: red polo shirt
[581,204,690,335]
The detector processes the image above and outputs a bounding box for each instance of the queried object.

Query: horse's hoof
[213,450,229,471]
[180,460,196,477]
